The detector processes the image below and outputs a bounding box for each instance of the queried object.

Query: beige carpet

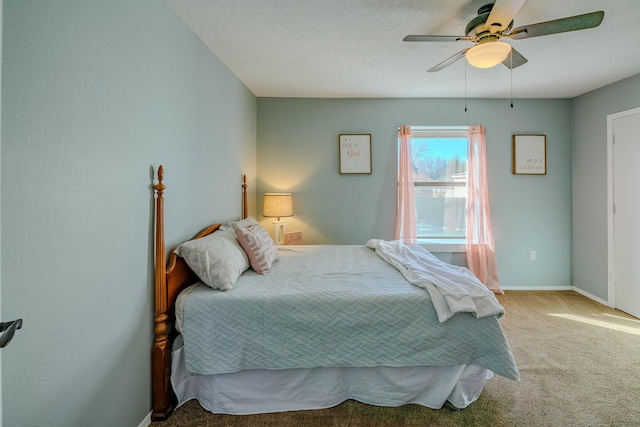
[151,291,640,426]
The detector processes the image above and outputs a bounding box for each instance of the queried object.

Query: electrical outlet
[530,250,536,261]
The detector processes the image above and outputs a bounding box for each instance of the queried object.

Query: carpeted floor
[151,291,640,426]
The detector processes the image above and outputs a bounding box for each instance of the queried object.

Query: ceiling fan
[404,0,604,72]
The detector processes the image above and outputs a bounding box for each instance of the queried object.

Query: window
[402,126,468,240]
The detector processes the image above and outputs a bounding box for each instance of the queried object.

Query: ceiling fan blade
[428,49,470,72]
[486,0,527,33]
[508,11,604,40]
[403,35,471,42]
[502,46,528,69]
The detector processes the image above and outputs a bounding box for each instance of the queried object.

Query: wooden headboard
[151,166,247,421]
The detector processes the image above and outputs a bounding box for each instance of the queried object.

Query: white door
[610,107,640,318]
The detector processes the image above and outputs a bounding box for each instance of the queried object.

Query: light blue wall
[571,73,640,301]
[257,98,572,288]
[1,1,256,426]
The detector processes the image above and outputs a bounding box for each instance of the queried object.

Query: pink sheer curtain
[395,126,417,244]
[466,126,502,293]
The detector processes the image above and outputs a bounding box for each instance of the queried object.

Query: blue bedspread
[176,245,520,381]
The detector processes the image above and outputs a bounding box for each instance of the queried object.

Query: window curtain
[466,126,502,293]
[395,126,417,244]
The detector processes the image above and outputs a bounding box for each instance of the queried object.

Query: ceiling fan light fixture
[466,41,512,68]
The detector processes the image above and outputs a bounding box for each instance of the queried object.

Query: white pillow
[215,226,250,270]
[175,230,249,290]
[236,224,279,274]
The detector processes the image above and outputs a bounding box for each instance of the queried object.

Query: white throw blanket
[366,239,504,323]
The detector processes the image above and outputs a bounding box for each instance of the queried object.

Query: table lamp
[263,193,293,244]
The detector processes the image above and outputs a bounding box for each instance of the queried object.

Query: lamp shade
[263,193,293,219]
[466,41,511,69]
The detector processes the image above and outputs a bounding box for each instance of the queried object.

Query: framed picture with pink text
[339,134,372,174]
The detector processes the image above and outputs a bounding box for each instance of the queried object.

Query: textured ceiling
[165,0,640,99]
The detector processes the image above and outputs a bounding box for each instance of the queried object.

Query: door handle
[0,319,23,348]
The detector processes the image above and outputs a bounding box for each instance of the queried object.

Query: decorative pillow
[227,216,259,232]
[174,230,249,290]
[236,224,279,274]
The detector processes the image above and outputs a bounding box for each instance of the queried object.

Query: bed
[150,166,519,421]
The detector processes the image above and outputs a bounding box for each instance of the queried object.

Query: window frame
[404,126,469,244]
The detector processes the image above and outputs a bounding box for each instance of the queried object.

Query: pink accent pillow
[236,224,279,274]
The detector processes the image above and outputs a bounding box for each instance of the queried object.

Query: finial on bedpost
[242,174,248,220]
[154,165,165,194]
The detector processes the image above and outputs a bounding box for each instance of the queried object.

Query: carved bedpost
[242,174,248,220]
[151,165,174,420]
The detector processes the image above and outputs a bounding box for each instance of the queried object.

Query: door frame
[607,106,640,308]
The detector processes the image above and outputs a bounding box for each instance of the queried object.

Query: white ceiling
[165,0,640,99]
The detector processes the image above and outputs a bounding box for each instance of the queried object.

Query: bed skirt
[171,342,493,415]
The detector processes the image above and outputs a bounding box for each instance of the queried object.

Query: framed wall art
[512,134,546,175]
[339,134,372,174]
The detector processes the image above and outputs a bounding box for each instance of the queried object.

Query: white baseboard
[500,286,572,291]
[571,286,610,307]
[139,412,152,427]
[500,286,610,307]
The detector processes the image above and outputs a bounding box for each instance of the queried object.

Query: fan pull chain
[510,50,514,108]
[464,60,468,112]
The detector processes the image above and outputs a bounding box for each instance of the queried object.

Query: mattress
[175,245,519,381]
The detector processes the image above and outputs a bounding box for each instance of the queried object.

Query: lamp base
[272,221,286,245]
